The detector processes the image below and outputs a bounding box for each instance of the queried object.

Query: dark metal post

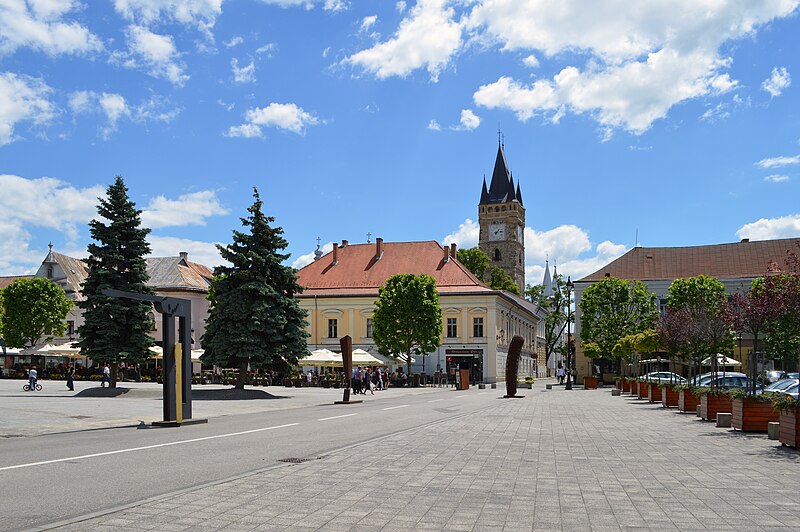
[565,277,573,390]
[178,310,192,419]
[162,313,176,422]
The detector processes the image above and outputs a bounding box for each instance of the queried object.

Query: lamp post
[565,276,574,390]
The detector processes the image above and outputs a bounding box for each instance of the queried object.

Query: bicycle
[23,382,43,392]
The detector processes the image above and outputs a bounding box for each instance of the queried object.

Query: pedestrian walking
[376,368,383,390]
[355,366,363,394]
[557,366,565,385]
[306,370,313,386]
[66,366,75,391]
[101,364,110,387]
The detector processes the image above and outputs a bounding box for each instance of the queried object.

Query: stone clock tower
[478,142,525,293]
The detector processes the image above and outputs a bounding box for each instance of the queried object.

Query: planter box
[638,382,649,400]
[679,389,700,413]
[629,380,638,395]
[661,385,679,407]
[779,407,800,447]
[615,380,622,390]
[732,398,780,432]
[700,394,732,421]
[622,381,631,393]
[648,384,662,403]
[584,377,599,389]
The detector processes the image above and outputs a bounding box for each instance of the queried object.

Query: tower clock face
[489,223,506,241]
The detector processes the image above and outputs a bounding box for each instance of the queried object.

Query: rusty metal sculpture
[504,335,524,398]
[335,335,361,404]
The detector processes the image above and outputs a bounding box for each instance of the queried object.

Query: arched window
[493,249,501,261]
[494,206,499,212]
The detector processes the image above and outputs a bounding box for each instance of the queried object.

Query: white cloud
[737,214,800,241]
[68,90,179,139]
[122,25,189,86]
[147,235,226,268]
[323,0,348,13]
[427,119,441,131]
[0,72,55,146]
[396,1,406,14]
[0,174,105,268]
[464,1,796,134]
[113,0,222,27]
[764,174,790,183]
[292,241,334,269]
[360,15,378,32]
[141,190,229,229]
[224,36,243,48]
[474,49,738,134]
[450,108,480,131]
[231,58,256,84]
[442,218,479,249]
[0,0,101,56]
[762,66,791,97]
[755,154,800,169]
[344,0,462,82]
[227,102,320,137]
[522,54,539,68]
[256,0,348,11]
[256,42,278,57]
[443,218,627,287]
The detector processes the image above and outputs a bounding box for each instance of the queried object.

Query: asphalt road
[0,386,500,531]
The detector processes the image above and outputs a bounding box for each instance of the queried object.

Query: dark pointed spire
[480,175,489,204]
[486,143,514,203]
[516,181,523,205]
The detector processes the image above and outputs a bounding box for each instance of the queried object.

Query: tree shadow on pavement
[75,387,131,398]
[191,388,287,401]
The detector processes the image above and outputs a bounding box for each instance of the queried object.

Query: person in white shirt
[102,364,111,387]
[28,367,38,391]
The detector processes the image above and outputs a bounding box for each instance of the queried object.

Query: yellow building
[296,238,546,383]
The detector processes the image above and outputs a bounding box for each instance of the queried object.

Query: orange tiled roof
[296,241,492,296]
[578,238,800,282]
[0,275,34,289]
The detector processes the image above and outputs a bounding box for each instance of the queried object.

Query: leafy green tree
[201,188,308,389]
[667,275,734,382]
[78,177,154,388]
[488,266,520,294]
[457,247,519,294]
[579,277,658,372]
[1,279,72,361]
[457,247,490,280]
[372,273,443,376]
[526,274,570,372]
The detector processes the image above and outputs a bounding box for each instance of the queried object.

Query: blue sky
[1,1,799,287]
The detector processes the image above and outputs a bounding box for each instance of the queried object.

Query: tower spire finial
[48,241,53,252]
[497,127,501,146]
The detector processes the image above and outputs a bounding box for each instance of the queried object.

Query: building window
[46,266,53,278]
[473,317,484,338]
[659,298,668,315]
[67,320,74,337]
[328,319,338,338]
[446,318,458,338]
[493,249,501,261]
[366,318,373,338]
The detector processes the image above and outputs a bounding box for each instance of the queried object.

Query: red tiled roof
[296,241,490,296]
[578,238,800,282]
[0,275,34,289]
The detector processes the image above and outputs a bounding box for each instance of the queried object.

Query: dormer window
[46,266,53,278]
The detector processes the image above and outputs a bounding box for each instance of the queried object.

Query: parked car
[763,370,789,384]
[784,382,799,400]
[690,372,747,388]
[641,371,686,384]
[756,378,799,395]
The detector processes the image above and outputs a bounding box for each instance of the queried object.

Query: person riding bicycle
[28,366,38,391]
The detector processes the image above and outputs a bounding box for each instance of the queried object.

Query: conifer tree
[78,177,154,388]
[201,188,308,389]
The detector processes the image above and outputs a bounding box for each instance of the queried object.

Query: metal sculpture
[504,335,524,398]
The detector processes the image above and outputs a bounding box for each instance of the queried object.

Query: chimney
[740,238,750,243]
[375,237,384,260]
[332,243,339,265]
[341,239,348,247]
[179,251,188,260]
[443,245,450,262]
[450,243,457,257]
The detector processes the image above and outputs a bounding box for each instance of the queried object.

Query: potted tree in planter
[698,387,732,422]
[662,382,681,408]
[677,383,700,414]
[656,307,691,407]
[729,389,781,432]
[582,342,601,389]
[773,396,800,447]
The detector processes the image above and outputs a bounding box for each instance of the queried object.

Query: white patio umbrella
[300,348,341,367]
[352,349,385,366]
[700,354,741,367]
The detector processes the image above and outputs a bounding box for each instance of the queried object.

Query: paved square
[53,385,800,531]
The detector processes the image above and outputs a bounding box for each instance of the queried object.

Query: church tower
[478,141,525,293]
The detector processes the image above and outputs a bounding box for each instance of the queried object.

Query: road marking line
[426,399,444,403]
[0,423,300,472]
[317,413,358,422]
[455,395,468,399]
[382,405,409,411]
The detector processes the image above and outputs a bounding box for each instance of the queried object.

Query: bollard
[611,389,621,396]
[716,413,732,428]
[768,422,780,440]
[696,405,702,417]
[546,384,553,390]
[478,383,486,389]
[491,383,497,389]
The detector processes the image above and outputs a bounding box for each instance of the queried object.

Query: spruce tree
[78,177,154,388]
[201,188,308,389]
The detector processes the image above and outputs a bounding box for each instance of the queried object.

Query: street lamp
[565,276,574,390]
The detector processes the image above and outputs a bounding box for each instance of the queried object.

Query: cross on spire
[366,232,372,244]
